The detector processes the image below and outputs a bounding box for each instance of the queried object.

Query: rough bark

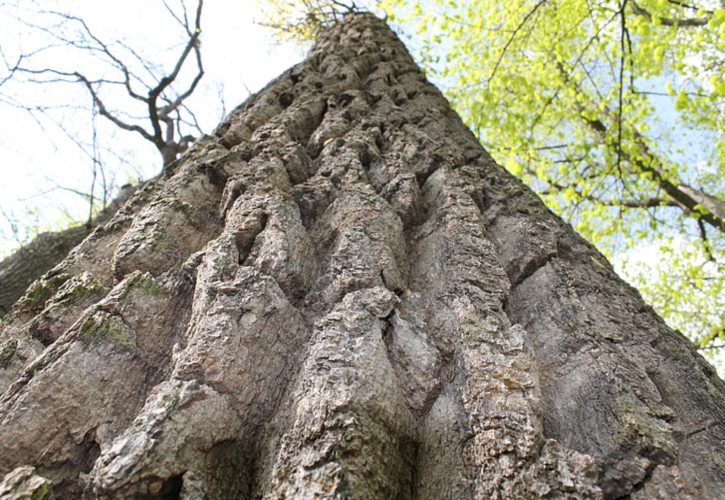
[0,13,723,499]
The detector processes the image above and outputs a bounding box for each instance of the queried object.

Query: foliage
[257,0,363,40]
[614,246,722,376]
[375,0,724,360]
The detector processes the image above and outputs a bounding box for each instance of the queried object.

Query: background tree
[1,13,724,498]
[0,2,306,260]
[373,0,725,361]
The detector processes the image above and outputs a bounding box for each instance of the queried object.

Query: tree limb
[557,65,725,233]
[148,0,204,151]
[630,0,711,27]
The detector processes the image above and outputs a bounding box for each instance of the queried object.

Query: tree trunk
[0,13,723,499]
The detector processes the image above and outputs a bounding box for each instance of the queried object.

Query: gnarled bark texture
[1,13,723,499]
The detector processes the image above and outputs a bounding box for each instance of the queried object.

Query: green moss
[109,272,164,306]
[18,274,71,310]
[30,481,52,500]
[213,254,234,276]
[72,281,107,299]
[17,274,107,323]
[78,312,137,349]
[139,179,162,196]
[159,388,181,409]
[147,226,175,252]
[708,386,723,402]
[0,338,18,369]
[128,272,165,296]
[167,197,194,212]
[55,274,108,303]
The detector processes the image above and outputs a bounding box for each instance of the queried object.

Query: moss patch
[78,311,137,349]
[0,338,18,369]
[0,466,53,500]
[29,481,52,500]
[167,197,194,213]
[128,272,165,296]
[138,179,162,198]
[17,273,71,311]
[148,226,175,253]
[213,254,235,276]
[55,273,108,303]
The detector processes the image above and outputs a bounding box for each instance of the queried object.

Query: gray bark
[1,12,723,499]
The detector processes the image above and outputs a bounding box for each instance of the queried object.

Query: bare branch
[147,0,204,155]
[487,0,547,86]
[29,10,149,102]
[0,52,24,87]
[163,0,192,35]
[4,1,208,168]
[73,72,155,142]
[630,0,711,27]
[615,0,628,177]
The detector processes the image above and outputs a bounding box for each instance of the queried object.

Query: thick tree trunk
[0,13,723,499]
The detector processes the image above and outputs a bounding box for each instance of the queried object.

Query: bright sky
[0,0,308,255]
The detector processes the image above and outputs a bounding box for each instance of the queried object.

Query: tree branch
[74,72,155,142]
[148,0,204,150]
[630,0,711,27]
[557,66,725,233]
[584,107,725,231]
[29,10,149,102]
[487,0,548,86]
